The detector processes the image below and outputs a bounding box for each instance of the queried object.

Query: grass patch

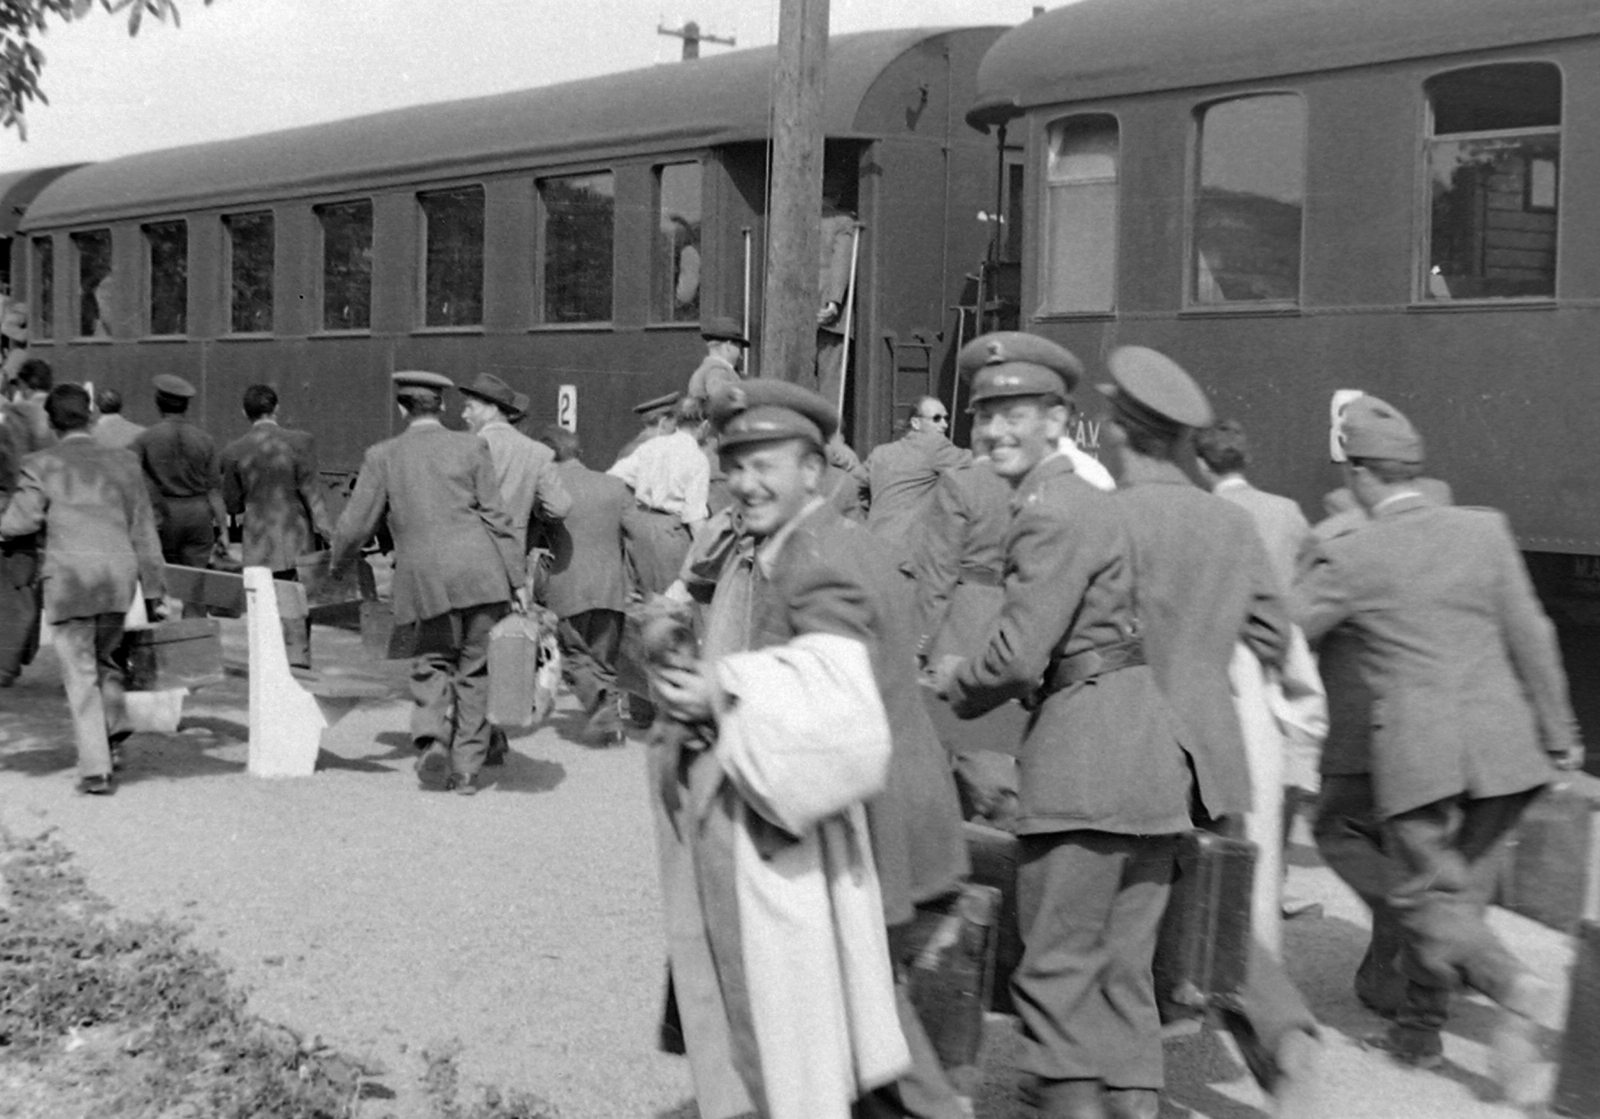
[0,828,555,1118]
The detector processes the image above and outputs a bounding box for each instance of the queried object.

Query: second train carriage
[12,25,1008,477]
[969,0,1600,750]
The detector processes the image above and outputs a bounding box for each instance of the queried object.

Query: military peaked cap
[960,331,1083,409]
[459,372,529,419]
[1339,394,1424,463]
[1101,346,1213,430]
[633,391,682,419]
[392,370,454,396]
[710,378,838,450]
[700,315,749,346]
[152,373,196,398]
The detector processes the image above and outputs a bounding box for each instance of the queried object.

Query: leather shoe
[415,742,451,790]
[1361,1027,1442,1071]
[77,774,115,796]
[445,774,479,797]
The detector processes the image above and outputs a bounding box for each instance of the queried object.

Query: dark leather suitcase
[1554,920,1600,1117]
[903,882,1002,1093]
[1500,774,1600,934]
[122,618,225,691]
[1153,830,1256,1022]
[487,612,544,729]
[963,821,1023,1015]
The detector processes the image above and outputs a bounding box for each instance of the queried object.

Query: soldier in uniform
[651,378,969,1119]
[684,316,748,409]
[330,372,525,795]
[930,333,1192,1119]
[609,392,709,596]
[1292,397,1581,1101]
[220,384,335,668]
[1098,346,1320,1117]
[132,374,229,585]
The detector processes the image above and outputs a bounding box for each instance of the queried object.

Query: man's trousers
[1384,787,1544,1042]
[0,541,40,681]
[408,602,507,781]
[51,613,130,780]
[1313,774,1407,1012]
[557,608,623,716]
[1013,830,1176,1090]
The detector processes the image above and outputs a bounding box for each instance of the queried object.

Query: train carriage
[12,25,1007,477]
[969,0,1600,750]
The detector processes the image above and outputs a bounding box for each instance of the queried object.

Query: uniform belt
[1038,637,1145,698]
[955,564,1003,589]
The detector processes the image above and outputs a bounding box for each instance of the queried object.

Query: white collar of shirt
[253,417,279,427]
[1214,475,1249,492]
[409,417,444,430]
[481,419,515,434]
[1372,489,1424,514]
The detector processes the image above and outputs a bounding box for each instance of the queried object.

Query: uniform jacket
[330,418,524,625]
[220,419,334,572]
[477,420,572,550]
[1292,494,1574,818]
[1115,458,1290,820]
[864,429,970,547]
[93,413,145,450]
[947,454,1192,836]
[685,354,740,406]
[134,415,220,502]
[746,501,968,925]
[539,459,629,619]
[0,432,165,621]
[1214,477,1310,591]
[908,457,1011,656]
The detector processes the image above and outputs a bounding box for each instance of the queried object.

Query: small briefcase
[902,882,1002,1096]
[963,820,1023,1015]
[487,611,560,728]
[122,618,225,691]
[1500,774,1600,934]
[1153,830,1256,1022]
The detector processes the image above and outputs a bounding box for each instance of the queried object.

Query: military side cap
[710,378,838,450]
[634,391,682,418]
[700,315,749,346]
[959,332,1083,409]
[459,372,528,418]
[391,370,454,394]
[152,373,196,398]
[1101,346,1213,430]
[1339,394,1424,463]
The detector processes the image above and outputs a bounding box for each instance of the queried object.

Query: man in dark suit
[330,372,525,795]
[221,384,335,668]
[1293,396,1580,1101]
[1101,345,1319,1118]
[536,425,630,745]
[931,334,1192,1119]
[1,384,166,794]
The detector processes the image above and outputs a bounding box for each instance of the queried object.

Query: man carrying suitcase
[1293,396,1582,1102]
[930,333,1192,1119]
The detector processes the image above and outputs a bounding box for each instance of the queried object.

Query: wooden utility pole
[760,0,829,385]
[657,19,735,61]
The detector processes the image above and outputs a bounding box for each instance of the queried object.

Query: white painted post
[244,566,326,777]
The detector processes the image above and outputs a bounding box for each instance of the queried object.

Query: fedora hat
[459,372,529,419]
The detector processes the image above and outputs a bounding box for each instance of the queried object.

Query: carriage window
[420,186,483,327]
[144,220,187,336]
[1424,63,1561,301]
[318,200,373,331]
[32,237,52,341]
[540,172,614,324]
[1192,95,1305,305]
[71,229,114,338]
[653,163,701,323]
[1041,115,1118,314]
[225,211,274,333]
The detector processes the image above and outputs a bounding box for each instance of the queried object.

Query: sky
[1,0,1047,171]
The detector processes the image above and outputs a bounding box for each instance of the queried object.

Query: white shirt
[608,428,709,524]
[1058,437,1116,492]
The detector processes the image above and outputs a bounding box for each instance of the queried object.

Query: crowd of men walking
[0,308,1587,1119]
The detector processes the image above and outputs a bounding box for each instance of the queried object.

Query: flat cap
[1101,346,1213,430]
[1339,394,1424,463]
[152,373,196,398]
[960,331,1083,409]
[700,315,749,346]
[633,391,682,418]
[391,370,455,393]
[710,378,838,451]
[459,372,528,418]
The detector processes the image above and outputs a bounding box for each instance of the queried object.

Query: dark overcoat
[220,420,332,572]
[540,459,629,620]
[330,419,524,625]
[946,454,1191,836]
